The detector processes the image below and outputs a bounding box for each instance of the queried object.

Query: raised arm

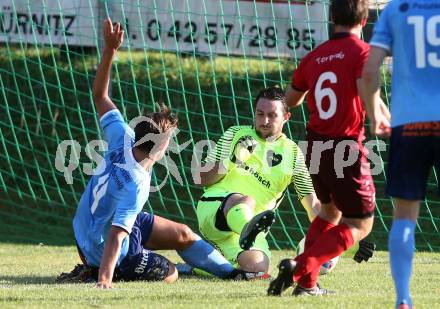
[93,18,124,118]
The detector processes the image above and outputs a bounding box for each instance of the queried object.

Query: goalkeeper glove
[353,239,376,263]
[230,136,257,163]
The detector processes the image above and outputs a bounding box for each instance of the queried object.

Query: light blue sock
[389,219,416,308]
[177,235,234,279]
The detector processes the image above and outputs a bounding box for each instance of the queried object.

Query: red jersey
[291,33,369,140]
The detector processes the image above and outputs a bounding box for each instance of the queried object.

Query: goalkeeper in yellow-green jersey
[194,87,320,274]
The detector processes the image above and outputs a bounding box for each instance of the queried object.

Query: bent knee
[240,196,256,210]
[319,202,341,224]
[343,216,374,241]
[224,195,257,216]
[164,262,178,283]
[177,225,197,250]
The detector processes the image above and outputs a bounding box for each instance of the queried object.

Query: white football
[296,237,339,275]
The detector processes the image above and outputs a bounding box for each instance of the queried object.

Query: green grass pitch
[1,243,439,308]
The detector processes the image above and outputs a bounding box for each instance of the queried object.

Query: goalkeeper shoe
[267,258,296,296]
[292,284,336,297]
[239,210,276,250]
[398,303,414,309]
[353,239,376,263]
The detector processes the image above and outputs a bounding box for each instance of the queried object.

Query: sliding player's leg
[141,212,235,279]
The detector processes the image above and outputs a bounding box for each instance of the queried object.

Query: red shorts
[305,130,375,219]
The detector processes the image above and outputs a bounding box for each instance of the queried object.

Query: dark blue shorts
[116,212,170,281]
[386,122,440,200]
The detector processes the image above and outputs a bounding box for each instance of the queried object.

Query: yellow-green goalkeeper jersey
[203,125,314,213]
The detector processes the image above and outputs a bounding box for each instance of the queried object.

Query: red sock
[304,216,335,249]
[294,223,354,288]
[297,217,335,288]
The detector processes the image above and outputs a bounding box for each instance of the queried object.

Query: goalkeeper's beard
[256,126,279,139]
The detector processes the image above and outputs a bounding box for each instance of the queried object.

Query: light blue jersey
[370,0,440,127]
[73,109,151,267]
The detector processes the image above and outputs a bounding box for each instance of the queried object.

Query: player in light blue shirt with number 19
[360,1,440,308]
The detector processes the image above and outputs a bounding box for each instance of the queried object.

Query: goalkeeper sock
[294,223,354,288]
[305,216,335,249]
[177,235,234,279]
[226,203,254,234]
[389,219,415,309]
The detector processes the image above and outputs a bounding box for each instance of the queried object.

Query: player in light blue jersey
[68,18,255,289]
[360,1,440,308]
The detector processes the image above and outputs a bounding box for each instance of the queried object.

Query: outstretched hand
[103,18,124,52]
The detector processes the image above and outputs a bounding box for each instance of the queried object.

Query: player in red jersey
[268,0,390,296]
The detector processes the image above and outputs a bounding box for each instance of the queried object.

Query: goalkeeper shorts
[196,189,271,265]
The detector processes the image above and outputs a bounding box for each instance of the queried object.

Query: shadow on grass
[0,275,58,285]
[0,274,225,286]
